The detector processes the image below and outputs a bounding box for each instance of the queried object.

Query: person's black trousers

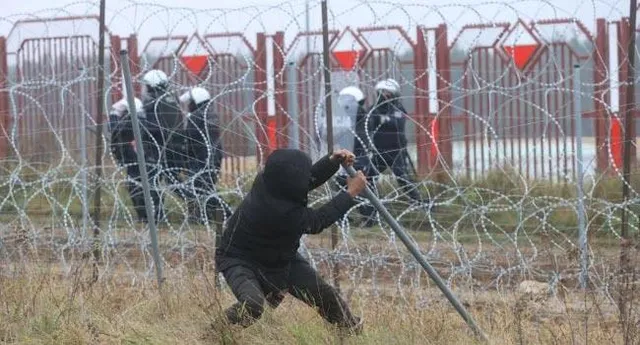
[220,255,360,329]
[125,163,161,222]
[187,162,233,222]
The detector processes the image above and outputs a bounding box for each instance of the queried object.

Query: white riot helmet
[111,97,144,117]
[374,79,400,94]
[338,86,365,103]
[142,69,169,89]
[179,87,211,106]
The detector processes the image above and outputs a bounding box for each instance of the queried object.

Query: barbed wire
[0,0,637,310]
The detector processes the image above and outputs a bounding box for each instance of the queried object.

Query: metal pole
[287,61,300,149]
[91,0,107,268]
[343,164,488,341]
[306,0,311,54]
[79,68,89,238]
[321,0,341,291]
[574,65,588,290]
[120,49,164,288]
[321,0,333,153]
[619,0,637,330]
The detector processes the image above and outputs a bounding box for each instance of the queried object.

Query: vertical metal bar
[536,51,543,180]
[92,0,107,268]
[320,0,340,292]
[574,64,588,290]
[306,0,311,59]
[476,53,484,175]
[508,60,515,170]
[482,50,490,170]
[493,53,500,166]
[564,45,573,179]
[343,164,488,342]
[415,26,429,176]
[0,37,7,160]
[620,0,637,320]
[516,65,523,176]
[594,19,609,173]
[464,67,471,179]
[120,49,164,288]
[255,32,269,162]
[436,24,452,173]
[80,67,89,238]
[523,70,530,180]
[287,60,300,149]
[542,51,560,182]
[548,47,559,182]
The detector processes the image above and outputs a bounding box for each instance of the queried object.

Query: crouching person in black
[215,148,366,334]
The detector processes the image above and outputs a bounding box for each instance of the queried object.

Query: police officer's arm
[110,113,134,139]
[205,111,222,146]
[394,109,409,147]
[298,192,356,235]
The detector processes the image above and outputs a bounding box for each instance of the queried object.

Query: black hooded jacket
[109,109,155,165]
[215,149,356,274]
[143,89,183,163]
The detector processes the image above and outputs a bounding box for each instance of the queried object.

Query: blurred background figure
[334,85,378,226]
[108,97,161,223]
[179,87,232,224]
[140,69,189,221]
[357,78,428,227]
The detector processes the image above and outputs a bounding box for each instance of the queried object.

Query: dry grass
[0,259,634,345]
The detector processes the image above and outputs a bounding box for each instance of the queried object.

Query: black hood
[262,149,312,205]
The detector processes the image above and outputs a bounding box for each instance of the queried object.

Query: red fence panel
[4,16,112,165]
[448,18,598,181]
[594,19,609,174]
[286,29,339,155]
[203,32,257,175]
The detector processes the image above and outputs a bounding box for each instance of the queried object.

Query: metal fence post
[79,68,89,239]
[120,49,164,288]
[287,61,300,150]
[573,65,588,290]
[343,164,488,341]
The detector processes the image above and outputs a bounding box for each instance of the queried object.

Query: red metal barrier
[273,31,288,149]
[110,35,122,104]
[1,15,635,178]
[448,18,598,180]
[255,32,270,163]
[435,24,453,175]
[594,19,610,174]
[203,32,257,174]
[286,29,339,154]
[415,27,430,177]
[4,16,114,164]
[617,17,635,170]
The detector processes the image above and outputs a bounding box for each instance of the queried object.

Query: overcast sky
[0,0,631,54]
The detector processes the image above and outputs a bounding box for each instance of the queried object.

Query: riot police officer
[109,97,161,223]
[179,87,232,223]
[368,78,423,200]
[140,69,190,219]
